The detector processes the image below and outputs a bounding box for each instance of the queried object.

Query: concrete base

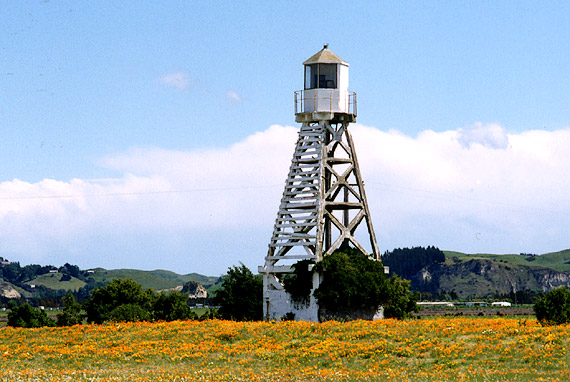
[373,306,384,320]
[264,288,319,322]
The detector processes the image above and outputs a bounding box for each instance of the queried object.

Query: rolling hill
[444,249,570,273]
[1,262,221,303]
[87,268,220,291]
[411,249,570,298]
[24,273,86,291]
[4,249,570,302]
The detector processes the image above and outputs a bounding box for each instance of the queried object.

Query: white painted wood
[262,49,379,322]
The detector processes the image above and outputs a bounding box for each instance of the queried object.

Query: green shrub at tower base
[313,247,418,321]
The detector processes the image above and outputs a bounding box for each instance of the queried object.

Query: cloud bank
[1,123,569,274]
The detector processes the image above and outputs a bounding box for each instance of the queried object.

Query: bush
[313,247,418,321]
[84,279,155,324]
[198,309,220,321]
[153,291,196,321]
[213,264,262,321]
[283,260,315,306]
[7,303,56,328]
[108,304,152,322]
[534,287,570,325]
[83,279,205,324]
[383,275,419,319]
[314,247,388,320]
[56,293,85,326]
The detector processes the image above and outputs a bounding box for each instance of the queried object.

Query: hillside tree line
[7,278,219,328]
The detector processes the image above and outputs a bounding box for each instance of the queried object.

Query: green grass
[89,269,183,290]
[24,273,86,291]
[184,272,221,287]
[88,268,219,291]
[443,249,570,272]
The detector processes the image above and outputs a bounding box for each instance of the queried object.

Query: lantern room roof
[303,45,348,66]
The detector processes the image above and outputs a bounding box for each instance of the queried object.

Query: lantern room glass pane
[304,64,337,89]
[305,65,312,90]
[317,64,336,88]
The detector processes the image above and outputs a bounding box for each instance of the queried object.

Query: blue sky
[1,1,569,276]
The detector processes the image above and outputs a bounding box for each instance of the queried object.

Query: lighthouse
[259,46,380,321]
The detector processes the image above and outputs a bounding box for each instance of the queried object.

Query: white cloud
[351,123,570,254]
[158,71,191,90]
[457,122,509,149]
[1,123,570,274]
[226,90,242,105]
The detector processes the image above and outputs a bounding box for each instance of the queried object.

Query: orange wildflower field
[0,318,569,381]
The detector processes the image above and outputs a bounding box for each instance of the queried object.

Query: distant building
[466,302,488,307]
[491,301,512,307]
[0,261,10,265]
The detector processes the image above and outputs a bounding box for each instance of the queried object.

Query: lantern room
[295,45,356,122]
[304,44,349,91]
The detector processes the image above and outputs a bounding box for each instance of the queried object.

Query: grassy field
[1,318,569,381]
[23,273,86,291]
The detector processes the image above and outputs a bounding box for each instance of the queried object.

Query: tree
[1,262,22,284]
[314,247,388,320]
[313,247,418,321]
[153,291,196,321]
[383,275,419,319]
[381,246,445,281]
[84,279,155,324]
[56,293,85,326]
[7,303,56,328]
[59,263,81,279]
[534,287,570,325]
[213,264,263,321]
[107,304,152,322]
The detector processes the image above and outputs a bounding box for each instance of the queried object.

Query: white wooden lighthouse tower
[259,45,380,321]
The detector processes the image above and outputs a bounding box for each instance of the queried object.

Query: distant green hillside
[184,272,221,287]
[1,260,221,306]
[24,273,86,291]
[88,268,219,291]
[419,249,570,298]
[443,249,570,273]
[6,248,568,303]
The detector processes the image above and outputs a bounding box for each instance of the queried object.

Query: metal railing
[294,90,357,116]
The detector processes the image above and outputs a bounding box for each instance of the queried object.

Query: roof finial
[323,44,329,50]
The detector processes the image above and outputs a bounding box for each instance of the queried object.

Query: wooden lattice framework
[260,113,380,321]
